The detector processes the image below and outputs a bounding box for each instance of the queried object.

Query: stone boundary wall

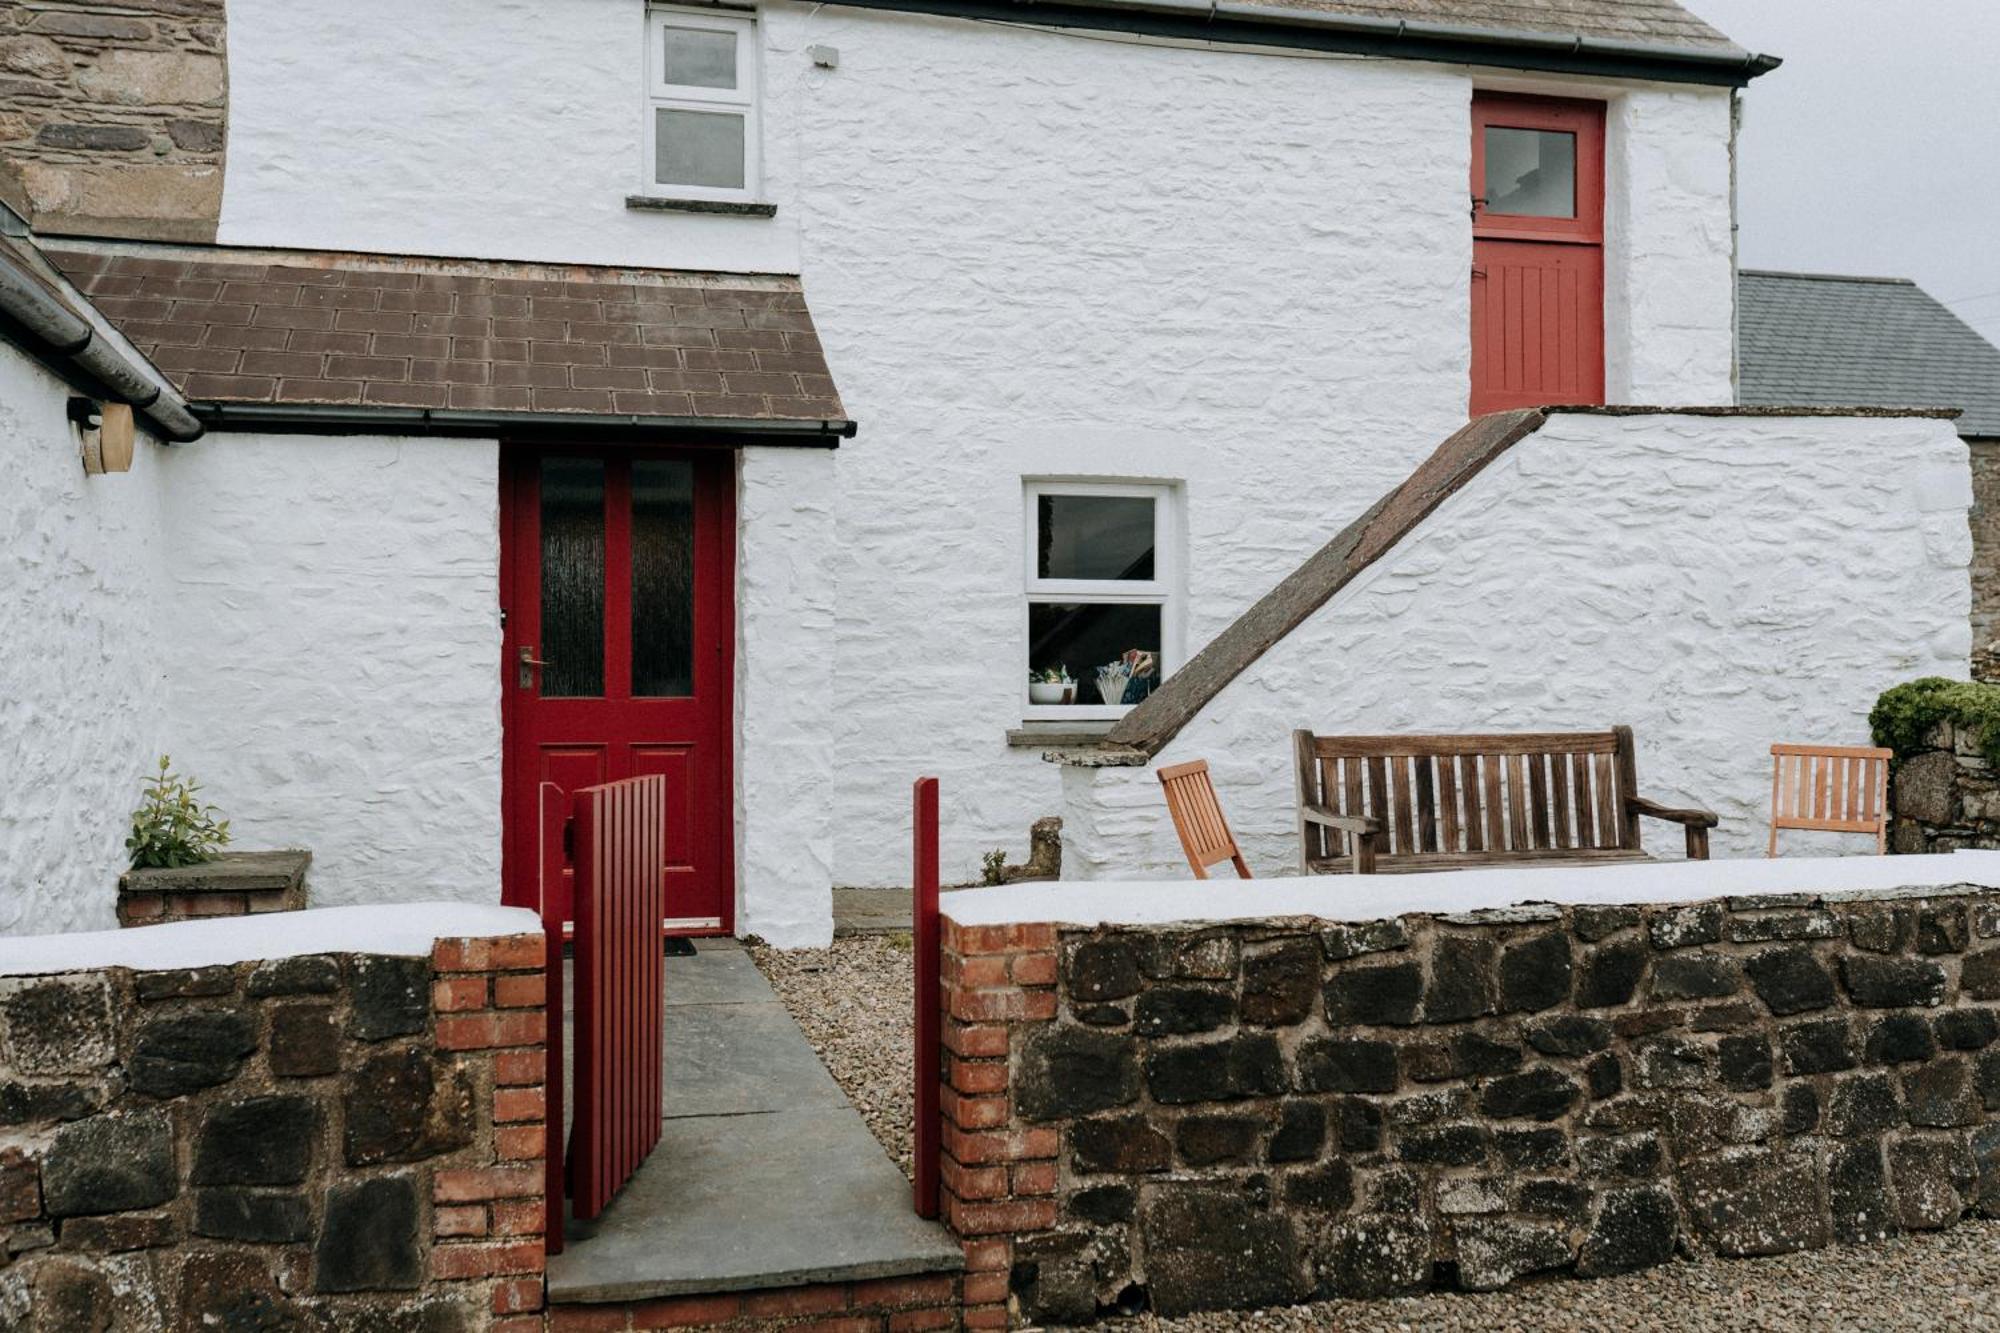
[1890,721,2000,854]
[940,888,2000,1325]
[0,929,548,1329]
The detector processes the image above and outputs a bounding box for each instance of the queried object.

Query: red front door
[500,445,735,934]
[1470,93,1606,416]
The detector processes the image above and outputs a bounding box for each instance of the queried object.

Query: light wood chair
[1767,743,1892,856]
[1157,759,1251,880]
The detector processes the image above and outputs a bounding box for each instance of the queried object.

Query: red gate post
[913,777,941,1218]
[538,781,570,1254]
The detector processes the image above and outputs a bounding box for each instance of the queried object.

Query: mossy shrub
[1870,677,2000,768]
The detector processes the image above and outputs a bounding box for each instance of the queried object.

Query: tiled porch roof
[42,242,848,430]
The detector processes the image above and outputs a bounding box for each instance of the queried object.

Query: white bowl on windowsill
[1028,682,1069,705]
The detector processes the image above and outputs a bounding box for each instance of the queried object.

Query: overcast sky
[1684,0,2000,347]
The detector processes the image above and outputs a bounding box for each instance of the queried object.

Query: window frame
[1021,480,1179,723]
[642,5,761,204]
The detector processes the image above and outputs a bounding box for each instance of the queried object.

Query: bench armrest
[1625,795,1719,829]
[1302,804,1382,835]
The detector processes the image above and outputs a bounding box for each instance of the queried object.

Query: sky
[1683,0,2000,347]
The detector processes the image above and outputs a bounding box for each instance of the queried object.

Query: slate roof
[41,242,847,428]
[1739,270,2000,439]
[1257,0,1740,51]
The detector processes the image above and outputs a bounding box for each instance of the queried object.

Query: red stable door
[1470,93,1606,416]
[500,446,736,935]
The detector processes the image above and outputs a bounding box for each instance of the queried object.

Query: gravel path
[753,937,2000,1331]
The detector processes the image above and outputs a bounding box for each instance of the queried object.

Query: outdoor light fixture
[70,396,135,475]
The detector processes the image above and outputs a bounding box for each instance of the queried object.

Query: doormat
[663,938,697,957]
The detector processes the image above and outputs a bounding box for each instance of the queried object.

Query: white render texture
[736,445,838,945]
[0,342,170,935]
[148,434,505,912]
[1063,412,1974,880]
[215,0,1742,887]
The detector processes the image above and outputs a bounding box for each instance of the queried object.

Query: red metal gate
[912,777,941,1219]
[542,774,668,1249]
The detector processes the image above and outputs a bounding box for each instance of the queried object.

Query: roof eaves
[190,400,857,443]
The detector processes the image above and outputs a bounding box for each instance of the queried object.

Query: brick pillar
[938,920,1060,1329]
[428,932,551,1331]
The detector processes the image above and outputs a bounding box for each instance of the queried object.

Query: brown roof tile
[44,242,849,424]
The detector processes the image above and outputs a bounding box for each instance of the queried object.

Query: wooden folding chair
[1157,759,1251,880]
[1767,743,1892,856]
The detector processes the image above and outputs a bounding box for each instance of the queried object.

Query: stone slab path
[544,939,962,1305]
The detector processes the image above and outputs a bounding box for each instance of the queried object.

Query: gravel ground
[754,937,2000,1331]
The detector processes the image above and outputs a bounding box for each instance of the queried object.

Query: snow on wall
[1063,412,1974,880]
[150,434,505,911]
[0,343,171,935]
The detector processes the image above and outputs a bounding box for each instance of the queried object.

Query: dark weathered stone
[1283,1160,1354,1214]
[1962,948,2000,1000]
[1575,1186,1678,1276]
[1494,1126,1568,1170]
[1572,905,1640,942]
[1917,905,1969,955]
[1681,1148,1826,1257]
[1397,1123,1487,1166]
[1177,1114,1262,1167]
[1783,1083,1821,1135]
[1454,1218,1572,1292]
[1319,919,1411,961]
[193,1096,317,1185]
[345,1046,476,1166]
[1075,1004,1130,1028]
[1335,1098,1383,1153]
[37,123,151,151]
[1974,1123,2000,1216]
[42,1110,176,1218]
[1268,1102,1325,1164]
[1066,938,1142,1001]
[1386,1088,1471,1127]
[1889,1135,1969,1230]
[1578,1132,1664,1180]
[1009,1231,1101,1327]
[1140,1182,1302,1315]
[1690,1000,1761,1032]
[57,1210,176,1252]
[1586,1052,1623,1099]
[129,1010,256,1097]
[246,954,341,997]
[1631,1036,1707,1090]
[1666,1093,1774,1160]
[1904,1058,1983,1129]
[1828,1140,1896,1243]
[1725,911,1839,944]
[1650,953,1742,1001]
[134,967,237,1001]
[1783,1017,1857,1075]
[1719,1034,1774,1091]
[270,1002,341,1078]
[348,955,431,1041]
[180,1250,308,1331]
[1649,902,1723,950]
[1497,931,1571,1014]
[1324,961,1422,1027]
[1518,1178,1593,1221]
[1071,1115,1170,1174]
[1848,906,1912,954]
[1134,986,1234,1037]
[1826,1073,1902,1136]
[1068,1183,1135,1225]
[0,976,114,1075]
[1576,941,1648,1009]
[1978,1049,2000,1112]
[1866,1014,1939,1065]
[1893,750,1958,824]
[1296,1038,1398,1095]
[1146,1033,1285,1104]
[1314,1215,1430,1298]
[1241,940,1318,1026]
[1137,931,1238,981]
[0,1080,108,1125]
[27,1255,120,1330]
[1525,1015,1614,1057]
[1937,1008,2000,1051]
[194,1188,313,1243]
[1424,936,1496,1023]
[1367,1167,1422,1214]
[1017,1027,1139,1121]
[1840,955,1947,1009]
[1745,946,1836,1016]
[315,1174,421,1292]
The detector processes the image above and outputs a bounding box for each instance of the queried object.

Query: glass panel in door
[539,456,605,698]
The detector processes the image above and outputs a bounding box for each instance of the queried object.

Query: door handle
[517,645,548,689]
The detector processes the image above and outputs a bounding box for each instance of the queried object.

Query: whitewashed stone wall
[214,0,1743,892]
[1063,413,1973,879]
[0,342,171,934]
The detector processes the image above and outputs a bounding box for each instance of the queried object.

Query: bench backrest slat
[1767,743,1890,854]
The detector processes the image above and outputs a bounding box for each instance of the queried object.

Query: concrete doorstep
[545,940,962,1304]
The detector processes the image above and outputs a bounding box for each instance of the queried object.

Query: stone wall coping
[0,902,542,977]
[938,850,2000,928]
[117,848,311,895]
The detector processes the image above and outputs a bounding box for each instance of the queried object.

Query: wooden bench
[1293,726,1717,875]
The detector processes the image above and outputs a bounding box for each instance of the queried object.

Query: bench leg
[1685,826,1710,860]
[1353,832,1379,875]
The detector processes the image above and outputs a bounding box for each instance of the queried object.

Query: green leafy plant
[127,755,231,869]
[1870,677,2000,768]
[980,848,1009,886]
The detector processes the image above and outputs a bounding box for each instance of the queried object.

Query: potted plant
[1029,666,1073,706]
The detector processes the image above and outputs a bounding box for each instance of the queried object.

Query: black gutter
[192,401,856,445]
[825,0,1781,86]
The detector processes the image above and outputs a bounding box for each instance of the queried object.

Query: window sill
[1007,720,1119,748]
[625,195,777,218]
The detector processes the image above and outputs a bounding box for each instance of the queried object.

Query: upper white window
[1023,481,1179,721]
[645,7,759,201]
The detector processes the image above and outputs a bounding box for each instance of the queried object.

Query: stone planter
[118,849,311,927]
